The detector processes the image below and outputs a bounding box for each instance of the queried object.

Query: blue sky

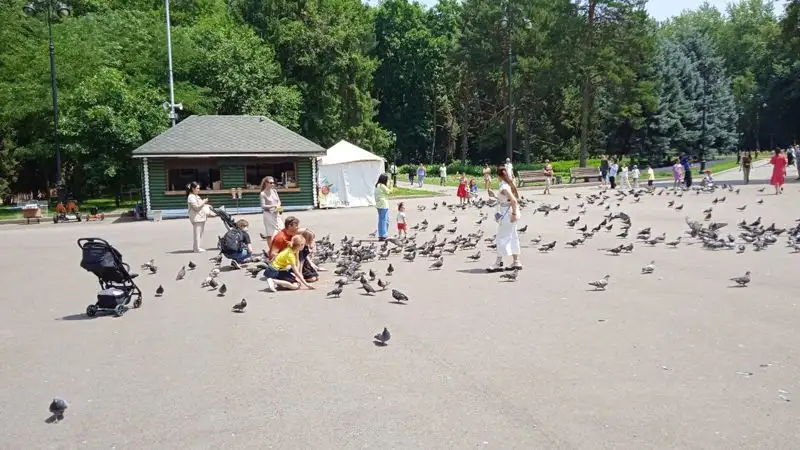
[364,0,732,22]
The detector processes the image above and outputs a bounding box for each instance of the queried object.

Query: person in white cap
[504,158,515,186]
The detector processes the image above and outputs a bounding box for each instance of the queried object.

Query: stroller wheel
[133,297,142,308]
[114,304,127,317]
[86,304,98,317]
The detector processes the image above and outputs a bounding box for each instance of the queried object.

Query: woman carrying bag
[487,167,522,272]
[259,176,284,250]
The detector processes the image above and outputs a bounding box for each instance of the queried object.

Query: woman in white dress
[187,182,210,253]
[487,166,522,272]
[259,176,284,250]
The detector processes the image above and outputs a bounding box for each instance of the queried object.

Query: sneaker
[510,263,523,271]
[265,278,276,292]
[230,260,241,270]
[486,261,504,273]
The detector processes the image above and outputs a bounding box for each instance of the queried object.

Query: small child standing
[631,165,640,189]
[456,175,469,205]
[647,165,655,187]
[620,165,631,189]
[396,202,408,238]
[469,178,478,197]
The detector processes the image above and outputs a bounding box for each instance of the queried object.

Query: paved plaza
[1,162,799,449]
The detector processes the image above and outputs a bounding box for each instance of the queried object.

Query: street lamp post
[23,0,71,203]
[499,2,531,162]
[163,0,182,126]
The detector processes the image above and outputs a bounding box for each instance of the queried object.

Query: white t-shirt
[632,168,640,179]
[439,166,447,177]
[505,162,514,177]
[397,212,406,224]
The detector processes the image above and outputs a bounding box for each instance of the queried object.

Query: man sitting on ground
[267,215,300,259]
[220,219,255,269]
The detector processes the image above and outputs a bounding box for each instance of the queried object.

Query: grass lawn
[0,197,139,221]
[389,186,440,197]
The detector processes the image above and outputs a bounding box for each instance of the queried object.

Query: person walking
[681,154,692,188]
[542,159,554,195]
[646,165,655,188]
[439,163,447,186]
[620,164,631,190]
[416,163,426,188]
[259,176,284,251]
[487,166,522,272]
[740,152,752,184]
[407,165,415,185]
[374,173,391,240]
[608,159,619,189]
[482,163,492,191]
[388,162,398,187]
[186,182,210,253]
[631,165,640,189]
[770,148,788,195]
[599,156,609,188]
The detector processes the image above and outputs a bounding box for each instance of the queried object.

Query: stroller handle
[77,237,112,249]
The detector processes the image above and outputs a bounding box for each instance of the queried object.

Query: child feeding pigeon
[263,235,316,292]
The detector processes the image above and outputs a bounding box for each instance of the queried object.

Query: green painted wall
[145,157,315,211]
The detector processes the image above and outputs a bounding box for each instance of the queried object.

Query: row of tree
[0,0,798,199]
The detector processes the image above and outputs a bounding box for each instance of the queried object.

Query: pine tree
[678,33,739,158]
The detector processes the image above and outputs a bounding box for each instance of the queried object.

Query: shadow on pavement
[57,313,95,321]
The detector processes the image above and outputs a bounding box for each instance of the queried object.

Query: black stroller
[212,206,236,231]
[77,238,143,317]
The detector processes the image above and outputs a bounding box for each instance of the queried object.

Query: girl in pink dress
[770,149,788,194]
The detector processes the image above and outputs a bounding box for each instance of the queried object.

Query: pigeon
[467,251,481,261]
[429,258,444,270]
[148,265,158,274]
[368,269,376,281]
[218,283,227,296]
[188,261,196,270]
[374,327,391,344]
[641,261,655,274]
[588,275,611,290]
[391,289,408,302]
[730,271,751,287]
[49,398,68,422]
[386,263,394,276]
[757,199,764,204]
[377,279,390,290]
[361,281,376,295]
[736,205,747,211]
[140,259,155,270]
[155,285,164,296]
[209,278,219,289]
[176,266,186,281]
[231,298,247,313]
[500,268,519,281]
[209,254,223,264]
[517,225,528,233]
[665,237,681,247]
[736,244,746,254]
[326,285,343,298]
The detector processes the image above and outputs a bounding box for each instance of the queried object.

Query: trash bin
[152,210,163,222]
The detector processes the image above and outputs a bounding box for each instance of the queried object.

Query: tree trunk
[523,107,531,164]
[459,80,470,163]
[430,95,437,163]
[579,0,597,168]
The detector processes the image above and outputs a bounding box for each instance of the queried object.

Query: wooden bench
[569,167,603,183]
[517,170,551,187]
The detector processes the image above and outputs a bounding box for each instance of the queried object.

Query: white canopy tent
[317,140,385,208]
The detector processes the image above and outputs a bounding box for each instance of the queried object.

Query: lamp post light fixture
[23,0,71,202]
[499,2,532,161]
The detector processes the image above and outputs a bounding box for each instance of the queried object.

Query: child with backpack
[220,219,255,269]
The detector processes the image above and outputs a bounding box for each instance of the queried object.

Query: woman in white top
[259,176,284,250]
[186,182,210,252]
[487,166,522,272]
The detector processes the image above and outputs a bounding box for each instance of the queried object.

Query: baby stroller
[77,238,143,317]
[212,206,235,231]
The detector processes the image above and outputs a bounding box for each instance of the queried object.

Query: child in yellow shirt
[264,235,315,291]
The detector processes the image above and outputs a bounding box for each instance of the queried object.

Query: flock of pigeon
[48,179,799,421]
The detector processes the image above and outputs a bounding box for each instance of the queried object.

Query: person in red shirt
[267,216,300,259]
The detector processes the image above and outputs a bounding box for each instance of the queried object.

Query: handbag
[494,206,511,222]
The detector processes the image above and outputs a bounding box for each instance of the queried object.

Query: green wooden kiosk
[132,115,327,220]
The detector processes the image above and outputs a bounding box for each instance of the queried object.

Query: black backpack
[220,228,243,254]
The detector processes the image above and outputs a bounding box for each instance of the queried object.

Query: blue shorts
[263,264,297,283]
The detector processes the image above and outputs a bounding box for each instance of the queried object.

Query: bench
[569,167,603,183]
[517,170,551,187]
